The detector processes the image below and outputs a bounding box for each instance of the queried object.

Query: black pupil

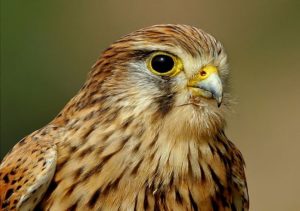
[151,55,174,73]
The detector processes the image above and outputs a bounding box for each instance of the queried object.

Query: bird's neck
[49,101,229,191]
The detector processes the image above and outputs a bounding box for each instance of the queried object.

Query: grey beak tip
[213,94,223,108]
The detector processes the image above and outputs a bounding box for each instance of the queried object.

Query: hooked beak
[187,65,223,107]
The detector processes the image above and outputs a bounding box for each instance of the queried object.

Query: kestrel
[0,24,249,211]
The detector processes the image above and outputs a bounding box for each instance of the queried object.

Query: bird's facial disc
[187,65,223,106]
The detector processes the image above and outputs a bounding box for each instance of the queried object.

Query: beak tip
[213,94,223,108]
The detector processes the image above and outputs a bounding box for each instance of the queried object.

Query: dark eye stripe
[131,50,155,60]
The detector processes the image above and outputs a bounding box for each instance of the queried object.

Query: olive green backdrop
[1,0,300,210]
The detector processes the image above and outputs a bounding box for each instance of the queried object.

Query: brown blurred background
[1,0,300,210]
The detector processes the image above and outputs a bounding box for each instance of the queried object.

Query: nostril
[200,70,207,77]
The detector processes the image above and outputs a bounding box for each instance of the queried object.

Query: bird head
[70,24,230,137]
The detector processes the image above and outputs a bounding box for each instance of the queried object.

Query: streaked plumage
[0,24,249,210]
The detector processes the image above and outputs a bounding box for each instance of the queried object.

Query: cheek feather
[128,61,178,118]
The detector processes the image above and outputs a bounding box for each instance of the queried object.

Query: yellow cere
[147,52,183,77]
[188,65,218,86]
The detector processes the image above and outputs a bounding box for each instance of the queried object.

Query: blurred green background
[1,0,300,210]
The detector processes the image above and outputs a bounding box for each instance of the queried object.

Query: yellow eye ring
[146,52,183,77]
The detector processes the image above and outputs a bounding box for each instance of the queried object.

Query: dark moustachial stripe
[155,89,175,117]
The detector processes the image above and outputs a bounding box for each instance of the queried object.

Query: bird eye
[147,52,182,76]
[151,54,174,73]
